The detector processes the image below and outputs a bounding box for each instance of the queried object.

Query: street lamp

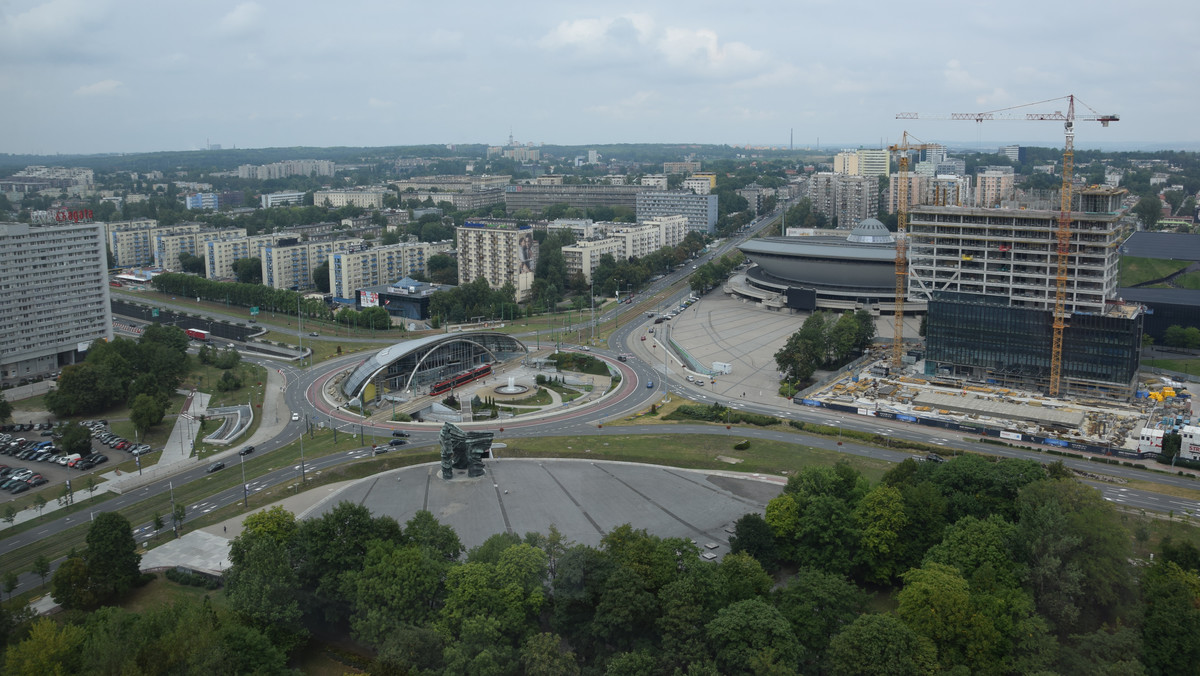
[240,452,249,508]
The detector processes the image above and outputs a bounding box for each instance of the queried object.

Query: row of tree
[148,273,330,320]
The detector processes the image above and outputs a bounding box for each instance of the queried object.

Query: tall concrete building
[457,222,538,301]
[263,239,364,290]
[975,167,1015,207]
[911,187,1141,397]
[314,188,388,209]
[204,234,281,279]
[806,173,880,228]
[834,150,888,177]
[503,184,645,214]
[635,192,718,235]
[560,216,688,283]
[155,227,248,271]
[663,161,701,174]
[329,242,434,300]
[107,220,204,268]
[0,222,112,383]
[260,191,306,208]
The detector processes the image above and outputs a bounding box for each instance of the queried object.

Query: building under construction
[909,187,1143,398]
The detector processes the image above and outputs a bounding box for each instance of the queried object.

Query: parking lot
[0,420,156,500]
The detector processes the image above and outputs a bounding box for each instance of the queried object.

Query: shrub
[733,440,750,450]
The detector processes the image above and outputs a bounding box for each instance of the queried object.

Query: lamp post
[240,452,249,508]
[300,418,307,483]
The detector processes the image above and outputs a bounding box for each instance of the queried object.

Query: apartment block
[635,191,718,234]
[663,161,701,174]
[560,216,688,283]
[503,184,644,214]
[561,238,625,282]
[260,191,307,208]
[204,234,281,279]
[975,167,1015,207]
[155,228,247,271]
[806,173,880,228]
[682,177,712,195]
[0,222,112,382]
[640,174,668,189]
[456,222,537,301]
[184,193,219,210]
[390,175,511,192]
[108,220,202,268]
[401,188,504,211]
[314,188,388,209]
[264,239,364,290]
[886,173,927,214]
[327,242,431,299]
[856,149,890,177]
[238,159,334,180]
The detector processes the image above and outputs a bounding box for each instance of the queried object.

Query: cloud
[587,90,661,120]
[943,59,985,90]
[73,79,122,97]
[0,0,112,62]
[367,97,394,109]
[539,14,768,80]
[218,2,264,39]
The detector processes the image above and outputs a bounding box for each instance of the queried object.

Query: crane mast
[887,132,941,369]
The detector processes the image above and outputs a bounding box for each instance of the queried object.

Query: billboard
[516,226,538,275]
[360,291,380,308]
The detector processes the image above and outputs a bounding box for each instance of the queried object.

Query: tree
[2,504,15,527]
[178,252,206,274]
[1132,195,1163,229]
[51,555,96,610]
[728,512,778,572]
[312,260,330,292]
[344,540,450,646]
[855,483,909,583]
[172,503,186,535]
[152,511,164,537]
[0,390,11,422]
[1141,561,1200,675]
[85,512,142,604]
[705,598,802,676]
[826,613,937,676]
[231,257,262,284]
[129,393,167,436]
[224,534,306,651]
[3,617,86,676]
[897,562,997,673]
[32,494,46,517]
[4,570,18,599]
[59,422,93,456]
[520,632,580,676]
[774,567,868,670]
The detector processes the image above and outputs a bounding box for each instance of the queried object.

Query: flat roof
[1122,232,1200,262]
[913,391,1086,428]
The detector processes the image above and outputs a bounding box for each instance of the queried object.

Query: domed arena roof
[846,218,895,244]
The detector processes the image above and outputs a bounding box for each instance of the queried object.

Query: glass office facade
[925,292,1141,397]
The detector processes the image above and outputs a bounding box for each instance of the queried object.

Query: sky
[0,0,1196,155]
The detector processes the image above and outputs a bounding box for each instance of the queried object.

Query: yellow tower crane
[887,132,942,369]
[896,95,1118,395]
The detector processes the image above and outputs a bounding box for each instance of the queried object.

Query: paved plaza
[307,459,784,556]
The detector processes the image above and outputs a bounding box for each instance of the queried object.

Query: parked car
[26,475,47,487]
[90,454,108,466]
[309,332,319,337]
[9,483,29,494]
[206,462,225,473]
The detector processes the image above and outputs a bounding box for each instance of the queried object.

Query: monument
[438,422,493,479]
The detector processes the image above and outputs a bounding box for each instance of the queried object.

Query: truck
[185,328,210,341]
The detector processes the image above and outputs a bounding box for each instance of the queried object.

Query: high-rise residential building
[204,234,281,279]
[635,192,718,234]
[456,222,538,302]
[922,144,948,164]
[107,220,202,268]
[855,149,890,177]
[682,177,712,195]
[640,174,668,189]
[926,175,972,207]
[263,239,364,290]
[886,173,928,214]
[806,173,880,228]
[663,161,701,174]
[1000,145,1022,162]
[975,167,1016,207]
[503,184,644,214]
[911,187,1141,397]
[561,238,625,283]
[155,228,248,271]
[329,242,435,300]
[0,222,112,382]
[833,151,859,175]
[559,217,688,283]
[238,159,334,180]
[260,191,307,208]
[184,193,219,210]
[314,188,389,209]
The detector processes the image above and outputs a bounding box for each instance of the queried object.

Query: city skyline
[0,0,1195,155]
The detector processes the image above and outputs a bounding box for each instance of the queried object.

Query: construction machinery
[887,132,943,369]
[896,95,1118,395]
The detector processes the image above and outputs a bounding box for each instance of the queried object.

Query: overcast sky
[1,0,1194,155]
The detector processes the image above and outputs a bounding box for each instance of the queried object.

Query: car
[131,447,153,457]
[696,381,705,387]
[206,462,225,473]
[388,439,407,446]
[90,454,108,465]
[391,431,409,438]
[291,412,300,421]
[9,483,29,494]
[686,375,695,382]
[581,346,590,351]
[646,380,654,389]
[238,446,255,456]
[640,335,646,341]
[309,332,319,337]
[617,354,627,362]
[924,453,946,464]
[26,476,47,487]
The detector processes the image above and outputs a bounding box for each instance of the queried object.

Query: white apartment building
[456,223,536,301]
[833,152,859,175]
[108,221,203,268]
[682,177,712,195]
[907,187,1128,315]
[238,159,334,181]
[205,234,281,279]
[561,238,624,282]
[155,228,248,271]
[260,191,306,208]
[806,173,880,228]
[640,174,668,189]
[0,222,112,382]
[560,216,687,282]
[834,150,889,177]
[263,239,364,290]
[636,192,718,234]
[314,188,388,209]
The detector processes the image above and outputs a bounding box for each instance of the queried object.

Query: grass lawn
[1175,271,1200,290]
[1143,358,1200,378]
[120,573,229,614]
[1119,256,1191,286]
[257,329,393,364]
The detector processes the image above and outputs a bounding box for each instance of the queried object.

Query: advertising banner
[360,291,380,308]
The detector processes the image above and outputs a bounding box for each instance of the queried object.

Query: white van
[58,453,80,466]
